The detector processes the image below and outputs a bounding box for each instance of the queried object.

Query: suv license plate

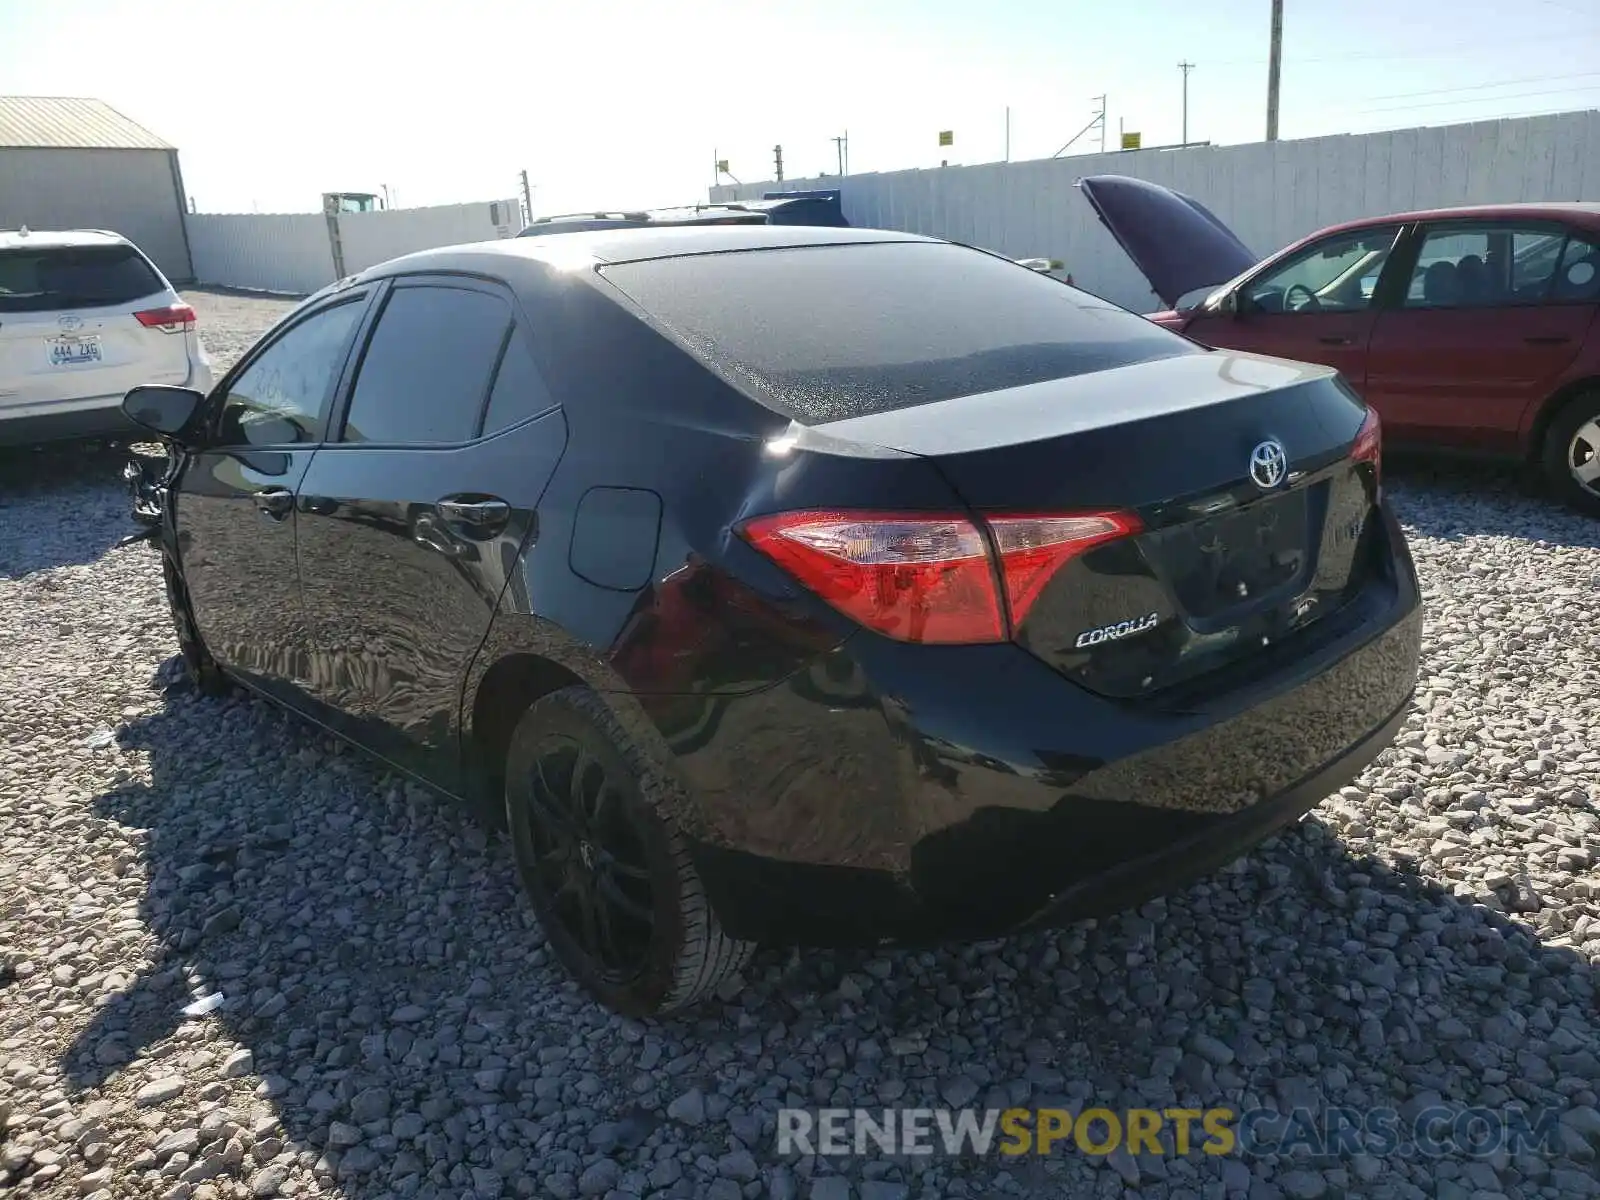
[50,336,102,366]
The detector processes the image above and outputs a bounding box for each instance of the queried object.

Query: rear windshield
[601,241,1196,423]
[0,244,164,312]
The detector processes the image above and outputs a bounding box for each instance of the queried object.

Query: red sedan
[1081,176,1600,513]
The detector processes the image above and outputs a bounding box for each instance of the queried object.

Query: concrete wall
[187,199,520,294]
[184,213,336,296]
[338,199,519,275]
[0,147,193,281]
[711,111,1600,313]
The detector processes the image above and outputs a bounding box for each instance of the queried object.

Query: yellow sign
[715,159,729,173]
[1121,131,1142,150]
[938,130,954,147]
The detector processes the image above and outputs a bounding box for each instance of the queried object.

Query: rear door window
[1553,234,1600,303]
[0,244,164,313]
[482,331,556,435]
[340,284,511,444]
[1404,224,1573,308]
[600,241,1195,424]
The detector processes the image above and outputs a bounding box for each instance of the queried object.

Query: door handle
[1318,336,1353,346]
[254,487,294,521]
[1525,335,1571,345]
[437,497,510,535]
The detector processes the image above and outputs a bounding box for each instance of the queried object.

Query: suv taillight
[135,303,197,334]
[739,509,1140,644]
[1352,407,1381,493]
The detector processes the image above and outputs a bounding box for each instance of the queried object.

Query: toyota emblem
[1249,439,1288,490]
[57,314,84,331]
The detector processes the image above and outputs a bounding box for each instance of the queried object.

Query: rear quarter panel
[476,270,856,700]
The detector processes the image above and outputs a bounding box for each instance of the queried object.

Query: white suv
[0,228,213,447]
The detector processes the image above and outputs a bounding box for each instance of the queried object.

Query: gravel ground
[1,288,1598,1200]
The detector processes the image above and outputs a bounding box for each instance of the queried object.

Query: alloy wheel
[1567,418,1600,497]
[522,737,655,979]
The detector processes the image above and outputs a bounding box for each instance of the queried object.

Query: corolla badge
[57,314,85,331]
[1074,611,1160,649]
[1249,439,1288,489]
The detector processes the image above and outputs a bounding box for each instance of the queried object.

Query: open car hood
[1077,175,1259,309]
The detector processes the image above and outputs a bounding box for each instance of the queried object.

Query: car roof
[519,211,765,237]
[524,198,834,227]
[523,211,649,226]
[1321,201,1600,236]
[361,224,932,281]
[0,228,131,252]
[651,199,826,216]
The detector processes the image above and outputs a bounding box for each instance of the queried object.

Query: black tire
[163,556,228,696]
[1540,389,1600,517]
[504,685,754,1015]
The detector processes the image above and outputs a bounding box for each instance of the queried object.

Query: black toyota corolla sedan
[121,225,1422,1015]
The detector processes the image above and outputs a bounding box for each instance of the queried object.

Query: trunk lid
[803,350,1383,701]
[1078,174,1259,310]
[0,297,192,409]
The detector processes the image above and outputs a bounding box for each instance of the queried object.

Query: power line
[1357,83,1600,115]
[1342,100,1600,131]
[1361,70,1600,103]
[1534,0,1599,20]
[1210,28,1596,67]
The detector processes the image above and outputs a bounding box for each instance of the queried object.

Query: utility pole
[518,170,532,224]
[1005,107,1011,162]
[832,133,849,177]
[1266,0,1283,141]
[1051,97,1108,159]
[1178,61,1195,145]
[774,145,784,183]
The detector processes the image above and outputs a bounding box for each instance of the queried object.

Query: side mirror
[1015,257,1064,274]
[1215,290,1241,317]
[123,385,205,442]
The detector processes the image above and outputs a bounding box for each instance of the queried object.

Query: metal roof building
[0,96,192,281]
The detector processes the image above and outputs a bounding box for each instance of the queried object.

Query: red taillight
[988,513,1143,626]
[135,303,197,334]
[741,511,1002,643]
[739,508,1141,645]
[1352,407,1382,492]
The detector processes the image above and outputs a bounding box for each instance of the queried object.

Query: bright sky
[3,0,1599,216]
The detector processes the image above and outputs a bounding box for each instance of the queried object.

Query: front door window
[1243,227,1401,315]
[214,298,367,446]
